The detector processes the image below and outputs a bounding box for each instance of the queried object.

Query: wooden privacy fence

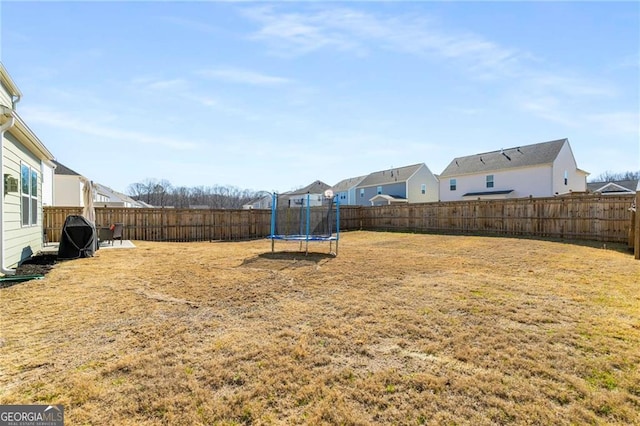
[44,194,636,246]
[44,207,272,243]
[360,194,635,243]
[629,189,640,259]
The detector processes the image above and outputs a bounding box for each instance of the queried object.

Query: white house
[331,175,367,206]
[52,160,87,207]
[279,180,331,208]
[53,160,146,208]
[354,163,440,206]
[1,63,56,274]
[242,191,273,209]
[438,138,588,201]
[92,182,146,208]
[587,180,638,196]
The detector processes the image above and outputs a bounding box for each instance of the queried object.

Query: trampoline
[267,191,340,256]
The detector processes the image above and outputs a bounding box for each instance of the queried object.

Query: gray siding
[356,182,406,206]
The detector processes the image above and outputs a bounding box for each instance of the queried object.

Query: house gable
[355,163,439,205]
[440,139,566,178]
[587,180,638,195]
[439,139,587,201]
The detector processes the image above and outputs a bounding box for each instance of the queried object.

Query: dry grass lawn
[1,231,639,425]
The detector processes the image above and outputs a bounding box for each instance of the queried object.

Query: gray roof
[331,175,367,193]
[94,182,142,206]
[358,163,425,188]
[587,180,638,193]
[286,180,331,196]
[440,139,568,177]
[52,160,83,176]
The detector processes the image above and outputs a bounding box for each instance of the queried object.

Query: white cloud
[527,74,617,98]
[242,5,526,75]
[587,112,640,136]
[144,78,189,91]
[198,67,292,86]
[21,106,201,151]
[155,15,220,34]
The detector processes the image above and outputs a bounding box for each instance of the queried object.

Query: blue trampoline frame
[268,192,340,255]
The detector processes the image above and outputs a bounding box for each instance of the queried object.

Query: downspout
[0,105,16,275]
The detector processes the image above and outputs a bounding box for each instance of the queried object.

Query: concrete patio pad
[41,240,136,254]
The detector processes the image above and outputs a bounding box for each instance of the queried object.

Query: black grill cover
[57,215,97,260]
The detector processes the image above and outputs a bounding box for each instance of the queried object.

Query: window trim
[486,175,494,189]
[421,184,426,194]
[449,178,457,191]
[20,163,38,227]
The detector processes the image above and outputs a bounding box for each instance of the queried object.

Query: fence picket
[44,194,636,246]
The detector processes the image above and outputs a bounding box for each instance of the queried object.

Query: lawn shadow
[240,251,335,270]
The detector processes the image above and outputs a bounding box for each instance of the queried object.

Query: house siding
[285,193,325,207]
[336,187,359,205]
[440,166,554,201]
[552,142,587,195]
[357,182,406,206]
[0,81,13,109]
[407,165,440,203]
[41,162,54,206]
[54,175,83,206]
[3,131,44,268]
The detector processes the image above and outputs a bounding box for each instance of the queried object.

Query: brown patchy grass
[1,231,639,425]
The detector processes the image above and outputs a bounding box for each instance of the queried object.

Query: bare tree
[126,179,263,209]
[590,170,640,182]
[127,182,147,200]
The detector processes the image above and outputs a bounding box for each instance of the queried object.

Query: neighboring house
[243,192,273,209]
[587,180,638,195]
[355,163,439,206]
[331,175,367,206]
[279,180,331,208]
[93,182,147,208]
[52,160,87,206]
[1,62,56,273]
[53,161,146,208]
[439,138,589,201]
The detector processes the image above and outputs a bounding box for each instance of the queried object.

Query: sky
[1,1,638,194]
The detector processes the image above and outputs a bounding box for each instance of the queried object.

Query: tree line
[589,170,640,182]
[126,179,266,209]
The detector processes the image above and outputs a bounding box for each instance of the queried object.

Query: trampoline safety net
[268,192,340,255]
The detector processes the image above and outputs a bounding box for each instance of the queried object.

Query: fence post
[633,186,640,260]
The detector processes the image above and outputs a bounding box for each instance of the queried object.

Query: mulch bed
[14,253,59,276]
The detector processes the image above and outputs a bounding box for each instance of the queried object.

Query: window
[421,184,426,194]
[21,164,38,226]
[486,175,494,188]
[564,170,568,185]
[377,186,382,195]
[450,179,457,191]
[360,188,364,198]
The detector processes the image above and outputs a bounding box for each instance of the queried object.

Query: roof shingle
[358,164,424,188]
[439,139,567,177]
